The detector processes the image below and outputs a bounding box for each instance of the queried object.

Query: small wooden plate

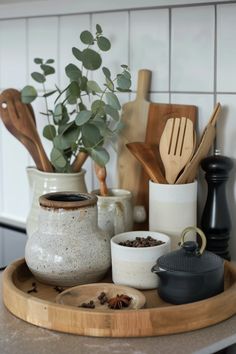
[56,283,146,310]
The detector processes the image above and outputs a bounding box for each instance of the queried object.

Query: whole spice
[119,236,165,248]
[54,286,65,293]
[98,291,108,305]
[108,294,132,309]
[79,300,95,309]
[27,282,37,294]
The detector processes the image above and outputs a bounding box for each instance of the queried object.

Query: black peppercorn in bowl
[111,231,171,290]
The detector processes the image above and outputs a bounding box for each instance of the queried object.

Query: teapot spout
[151,264,166,279]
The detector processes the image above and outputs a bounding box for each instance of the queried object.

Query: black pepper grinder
[200,150,233,260]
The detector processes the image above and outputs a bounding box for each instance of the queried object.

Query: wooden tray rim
[3,258,236,337]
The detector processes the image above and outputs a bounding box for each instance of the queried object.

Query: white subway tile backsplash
[28,17,58,90]
[217,4,236,92]
[0,19,27,89]
[0,2,235,260]
[171,6,214,92]
[130,9,169,92]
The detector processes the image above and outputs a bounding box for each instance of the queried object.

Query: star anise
[108,294,132,309]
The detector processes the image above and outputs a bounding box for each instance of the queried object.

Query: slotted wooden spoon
[126,142,167,184]
[159,117,194,184]
[0,88,53,172]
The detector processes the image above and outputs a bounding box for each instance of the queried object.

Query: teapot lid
[157,227,223,273]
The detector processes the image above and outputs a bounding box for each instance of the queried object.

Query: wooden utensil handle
[71,152,88,172]
[136,69,152,99]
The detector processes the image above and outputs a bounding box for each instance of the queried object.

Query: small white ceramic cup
[149,180,197,250]
[111,231,170,289]
[92,188,133,237]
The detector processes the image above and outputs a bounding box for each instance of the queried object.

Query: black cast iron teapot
[151,226,224,305]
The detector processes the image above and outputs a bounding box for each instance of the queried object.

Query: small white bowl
[111,231,170,290]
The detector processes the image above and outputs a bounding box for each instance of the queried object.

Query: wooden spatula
[126,142,167,184]
[0,88,53,172]
[159,117,194,184]
[176,103,221,184]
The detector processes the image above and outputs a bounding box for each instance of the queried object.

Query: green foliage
[21,24,131,172]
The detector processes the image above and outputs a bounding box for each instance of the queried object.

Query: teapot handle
[180,226,207,255]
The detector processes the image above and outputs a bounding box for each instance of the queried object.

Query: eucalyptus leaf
[102,67,111,79]
[31,72,45,83]
[87,80,103,93]
[97,36,111,51]
[21,86,38,103]
[82,48,102,71]
[117,74,131,90]
[123,70,131,79]
[96,24,102,34]
[80,30,94,45]
[40,64,55,76]
[105,104,119,121]
[53,103,63,124]
[82,123,103,148]
[43,125,56,141]
[90,147,109,166]
[46,59,55,64]
[72,47,83,61]
[121,64,129,69]
[75,110,92,126]
[68,81,80,98]
[34,58,43,64]
[65,63,82,80]
[105,78,114,91]
[43,89,57,98]
[91,100,105,114]
[80,76,88,91]
[51,147,67,168]
[105,92,121,110]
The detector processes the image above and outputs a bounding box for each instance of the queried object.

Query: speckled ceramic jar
[25,192,111,286]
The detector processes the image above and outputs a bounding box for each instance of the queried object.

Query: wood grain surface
[3,259,236,337]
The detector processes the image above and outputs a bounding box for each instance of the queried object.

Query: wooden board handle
[136,69,152,99]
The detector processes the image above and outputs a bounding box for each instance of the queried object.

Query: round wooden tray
[3,258,236,337]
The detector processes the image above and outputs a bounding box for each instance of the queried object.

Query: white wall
[0,1,236,258]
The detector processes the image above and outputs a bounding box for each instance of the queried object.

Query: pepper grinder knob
[200,150,233,260]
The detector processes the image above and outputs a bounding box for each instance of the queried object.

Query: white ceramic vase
[26,167,87,237]
[25,192,111,286]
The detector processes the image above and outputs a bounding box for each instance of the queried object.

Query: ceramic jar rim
[39,192,97,209]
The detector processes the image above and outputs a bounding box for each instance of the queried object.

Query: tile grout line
[169,7,172,104]
[214,4,218,149]
[57,15,61,88]
[0,1,235,21]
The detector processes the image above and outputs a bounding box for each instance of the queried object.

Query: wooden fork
[159,117,194,184]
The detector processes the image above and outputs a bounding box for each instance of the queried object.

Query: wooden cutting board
[117,69,151,201]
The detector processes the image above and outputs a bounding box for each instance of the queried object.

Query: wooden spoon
[71,151,88,172]
[0,88,53,172]
[126,142,167,184]
[94,163,109,196]
[159,117,194,184]
[176,103,221,184]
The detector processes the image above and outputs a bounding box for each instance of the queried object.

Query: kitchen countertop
[1,271,236,354]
